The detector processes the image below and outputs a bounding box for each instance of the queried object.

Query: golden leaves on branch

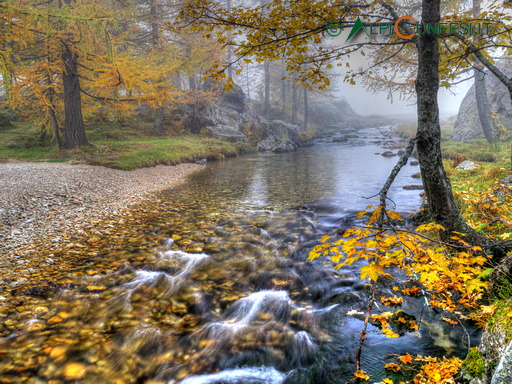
[309,205,488,312]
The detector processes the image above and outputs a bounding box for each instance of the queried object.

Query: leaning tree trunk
[62,45,88,149]
[415,0,470,235]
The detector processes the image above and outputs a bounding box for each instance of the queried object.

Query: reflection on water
[0,127,479,383]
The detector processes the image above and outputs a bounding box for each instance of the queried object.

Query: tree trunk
[302,86,308,129]
[150,0,160,46]
[281,65,286,115]
[472,0,495,145]
[62,45,88,149]
[291,81,298,124]
[50,107,63,149]
[154,106,165,135]
[415,0,468,234]
[226,0,233,79]
[474,66,496,144]
[264,61,270,115]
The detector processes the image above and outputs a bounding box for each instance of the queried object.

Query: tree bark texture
[291,82,298,124]
[302,86,308,129]
[154,106,165,135]
[62,45,88,149]
[474,66,496,144]
[415,0,467,233]
[264,61,270,115]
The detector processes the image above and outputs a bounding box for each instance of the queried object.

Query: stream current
[0,127,480,383]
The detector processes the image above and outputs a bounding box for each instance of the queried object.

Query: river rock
[381,151,397,157]
[456,160,478,171]
[332,136,348,143]
[257,120,311,153]
[452,60,512,142]
[403,185,423,190]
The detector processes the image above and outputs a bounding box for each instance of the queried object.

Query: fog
[335,81,471,118]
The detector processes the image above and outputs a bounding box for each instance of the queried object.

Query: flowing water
[0,127,480,383]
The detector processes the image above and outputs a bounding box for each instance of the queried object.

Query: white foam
[177,367,286,384]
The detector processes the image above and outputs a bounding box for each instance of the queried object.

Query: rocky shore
[0,161,202,293]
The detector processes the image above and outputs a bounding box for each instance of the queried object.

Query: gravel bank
[0,161,202,279]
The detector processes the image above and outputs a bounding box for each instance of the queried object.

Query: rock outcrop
[183,84,263,143]
[183,84,314,152]
[452,59,512,142]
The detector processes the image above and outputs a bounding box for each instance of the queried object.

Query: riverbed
[0,127,479,383]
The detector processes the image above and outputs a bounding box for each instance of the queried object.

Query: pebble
[0,162,202,291]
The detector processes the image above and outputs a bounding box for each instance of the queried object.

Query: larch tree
[1,0,118,148]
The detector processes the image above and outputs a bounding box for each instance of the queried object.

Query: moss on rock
[462,348,485,379]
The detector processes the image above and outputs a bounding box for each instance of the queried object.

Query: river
[0,126,479,383]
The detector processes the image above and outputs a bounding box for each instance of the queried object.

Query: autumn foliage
[309,206,490,383]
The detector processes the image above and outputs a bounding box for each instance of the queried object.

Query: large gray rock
[491,341,512,384]
[257,136,296,153]
[183,84,264,142]
[257,120,312,153]
[456,160,478,171]
[452,59,512,142]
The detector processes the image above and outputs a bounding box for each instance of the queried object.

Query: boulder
[257,136,296,153]
[182,83,264,142]
[491,341,512,384]
[455,160,478,171]
[452,60,512,142]
[257,120,311,153]
[6,140,19,149]
[403,185,424,190]
[332,136,348,143]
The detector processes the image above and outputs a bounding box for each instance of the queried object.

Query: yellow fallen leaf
[354,369,370,380]
[63,362,86,379]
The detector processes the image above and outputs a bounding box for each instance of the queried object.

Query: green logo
[325,21,343,37]
[346,17,368,42]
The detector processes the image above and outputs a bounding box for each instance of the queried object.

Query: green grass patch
[393,116,455,140]
[441,139,511,164]
[83,137,241,170]
[0,121,244,169]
